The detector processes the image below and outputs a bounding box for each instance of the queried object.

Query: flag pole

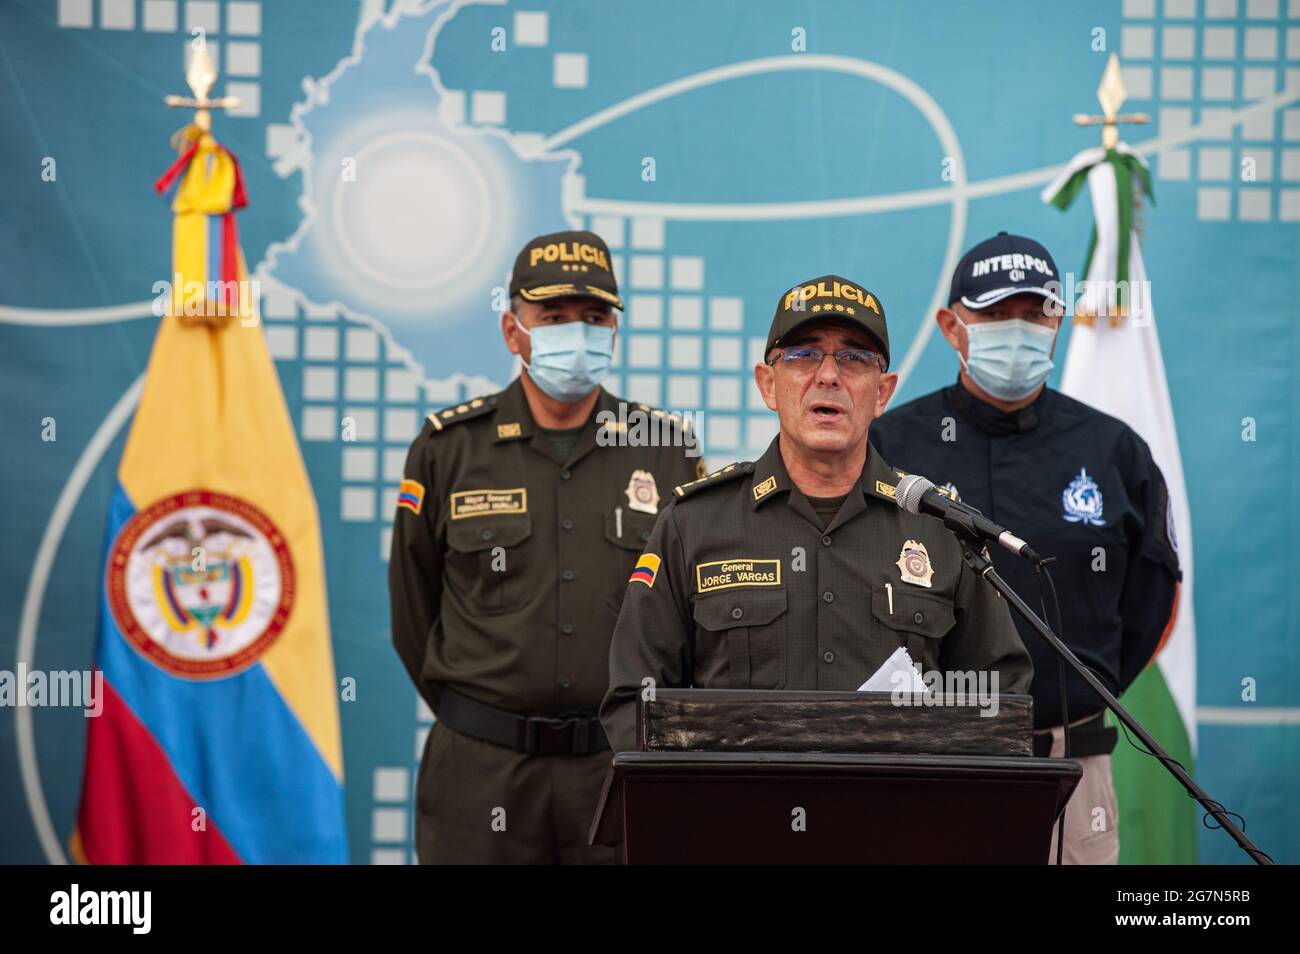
[1072,52,1149,149]
[163,39,240,136]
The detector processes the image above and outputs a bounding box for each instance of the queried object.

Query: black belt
[1033,712,1118,758]
[436,686,610,756]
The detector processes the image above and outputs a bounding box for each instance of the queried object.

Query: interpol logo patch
[105,490,294,679]
[695,558,781,594]
[1062,467,1105,527]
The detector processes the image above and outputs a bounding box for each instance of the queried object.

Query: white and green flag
[1043,145,1198,864]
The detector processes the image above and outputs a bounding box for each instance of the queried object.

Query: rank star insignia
[625,469,660,514]
[896,539,934,588]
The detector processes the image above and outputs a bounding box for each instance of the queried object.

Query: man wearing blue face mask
[389,230,702,864]
[870,232,1180,865]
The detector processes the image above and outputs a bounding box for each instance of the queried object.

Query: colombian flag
[71,127,346,864]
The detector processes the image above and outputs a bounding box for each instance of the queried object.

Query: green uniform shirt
[600,436,1034,753]
[389,377,701,715]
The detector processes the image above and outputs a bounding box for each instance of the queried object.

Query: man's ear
[754,361,778,412]
[502,312,523,356]
[874,371,899,418]
[936,307,964,354]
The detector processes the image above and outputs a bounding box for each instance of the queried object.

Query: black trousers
[415,721,621,864]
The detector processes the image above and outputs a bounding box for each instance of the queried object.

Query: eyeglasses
[769,347,885,375]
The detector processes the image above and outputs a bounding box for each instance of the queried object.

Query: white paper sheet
[857,646,928,693]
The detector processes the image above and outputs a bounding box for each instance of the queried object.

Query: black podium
[590,690,1081,863]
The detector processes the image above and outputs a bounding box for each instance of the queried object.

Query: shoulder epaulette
[633,402,692,433]
[673,461,753,499]
[427,395,497,432]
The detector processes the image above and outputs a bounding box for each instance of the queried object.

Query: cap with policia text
[948,231,1065,311]
[766,274,890,368]
[508,230,624,311]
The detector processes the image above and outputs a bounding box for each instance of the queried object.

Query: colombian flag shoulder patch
[397,479,425,515]
[629,553,661,588]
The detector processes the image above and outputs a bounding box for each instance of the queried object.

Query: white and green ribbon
[1041,143,1154,316]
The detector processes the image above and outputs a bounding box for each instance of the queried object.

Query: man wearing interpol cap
[600,274,1032,754]
[870,232,1181,864]
[389,229,700,864]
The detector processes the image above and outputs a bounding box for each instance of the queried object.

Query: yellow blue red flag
[71,127,346,863]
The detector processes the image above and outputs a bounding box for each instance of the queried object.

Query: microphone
[894,473,1043,564]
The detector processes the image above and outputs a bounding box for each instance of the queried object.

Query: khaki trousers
[1043,723,1120,865]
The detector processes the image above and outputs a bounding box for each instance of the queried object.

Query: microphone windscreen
[894,473,934,515]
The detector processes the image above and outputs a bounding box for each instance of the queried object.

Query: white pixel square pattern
[226,1,261,36]
[101,0,135,30]
[669,336,702,369]
[472,91,507,125]
[514,11,547,46]
[143,1,178,31]
[631,218,664,249]
[58,0,92,28]
[185,0,219,35]
[342,487,376,522]
[554,53,588,89]
[630,256,664,289]
[669,297,703,329]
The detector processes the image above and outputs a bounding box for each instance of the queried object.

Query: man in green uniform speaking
[600,275,1033,753]
[389,230,700,863]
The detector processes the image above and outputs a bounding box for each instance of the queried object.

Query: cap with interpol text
[508,230,624,311]
[765,274,890,368]
[948,231,1064,311]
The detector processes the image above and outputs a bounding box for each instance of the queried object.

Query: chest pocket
[445,516,533,615]
[692,588,787,690]
[871,585,956,674]
[602,509,657,611]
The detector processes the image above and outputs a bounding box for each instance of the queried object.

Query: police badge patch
[625,469,660,514]
[896,539,934,588]
[1062,467,1105,526]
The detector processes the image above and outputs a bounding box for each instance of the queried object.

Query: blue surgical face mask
[955,316,1057,401]
[517,319,615,402]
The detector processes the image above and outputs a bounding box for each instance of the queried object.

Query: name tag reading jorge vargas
[450,488,527,520]
[695,558,781,594]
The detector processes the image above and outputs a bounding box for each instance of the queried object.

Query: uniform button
[730,606,744,620]
[562,569,576,582]
[913,611,925,624]
[821,535,832,547]
[559,678,572,689]
[480,529,494,541]
[561,518,574,530]
[560,469,572,480]
[822,591,834,604]
[741,462,754,473]
[561,623,574,634]
[822,650,835,664]
[640,530,651,541]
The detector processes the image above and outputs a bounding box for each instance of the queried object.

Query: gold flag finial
[1072,53,1149,149]
[164,41,240,134]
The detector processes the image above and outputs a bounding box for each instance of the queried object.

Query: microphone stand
[941,508,1273,866]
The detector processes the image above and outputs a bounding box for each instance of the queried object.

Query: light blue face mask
[956,316,1057,401]
[518,319,615,402]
